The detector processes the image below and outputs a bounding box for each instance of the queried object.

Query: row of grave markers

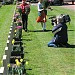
[0,2,26,75]
[0,21,17,75]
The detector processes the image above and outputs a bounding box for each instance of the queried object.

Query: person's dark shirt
[52,23,68,44]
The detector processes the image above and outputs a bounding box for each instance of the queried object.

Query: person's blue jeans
[48,40,57,47]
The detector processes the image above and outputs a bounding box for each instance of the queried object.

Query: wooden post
[9,31,11,35]
[6,40,11,55]
[5,47,10,63]
[10,28,12,31]
[10,25,13,28]
[3,55,8,75]
[8,35,10,40]
[7,40,10,47]
[0,67,4,75]
[5,47,8,56]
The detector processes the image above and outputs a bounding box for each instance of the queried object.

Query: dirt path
[31,2,75,11]
[59,2,75,11]
[60,5,75,11]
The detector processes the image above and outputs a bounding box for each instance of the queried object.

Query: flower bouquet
[25,5,30,15]
[17,5,22,15]
[15,26,22,39]
[16,19,22,26]
[13,13,20,22]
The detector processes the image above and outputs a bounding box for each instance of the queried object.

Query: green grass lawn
[0,5,15,66]
[22,6,75,75]
[0,5,75,75]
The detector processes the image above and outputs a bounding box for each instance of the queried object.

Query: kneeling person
[48,15,70,47]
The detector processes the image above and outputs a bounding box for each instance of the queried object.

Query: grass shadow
[57,44,75,48]
[68,29,74,31]
[24,51,29,54]
[28,30,52,32]
[67,44,75,48]
[22,38,32,41]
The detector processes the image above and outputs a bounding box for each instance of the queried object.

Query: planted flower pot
[10,56,21,64]
[14,41,23,47]
[13,37,22,41]
[20,52,24,59]
[11,46,23,56]
[14,26,22,40]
